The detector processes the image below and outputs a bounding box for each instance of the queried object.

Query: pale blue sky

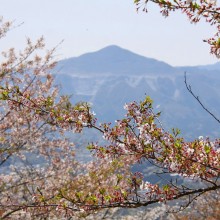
[0,0,218,66]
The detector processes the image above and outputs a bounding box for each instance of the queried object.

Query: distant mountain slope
[57,45,175,75]
[197,62,220,71]
[53,46,220,187]
[54,45,220,140]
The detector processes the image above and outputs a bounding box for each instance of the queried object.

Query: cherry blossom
[0,1,220,216]
[135,0,220,57]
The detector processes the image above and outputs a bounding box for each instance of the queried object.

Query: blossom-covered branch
[134,0,220,57]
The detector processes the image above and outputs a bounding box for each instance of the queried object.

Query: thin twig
[184,72,220,124]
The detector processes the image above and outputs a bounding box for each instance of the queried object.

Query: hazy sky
[1,0,219,66]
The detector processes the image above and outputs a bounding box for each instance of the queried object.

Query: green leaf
[174,140,181,149]
[204,145,211,154]
[104,195,112,202]
[46,96,54,106]
[99,188,106,195]
[163,184,170,191]
[0,91,9,100]
[87,144,94,150]
[145,96,153,104]
[172,128,181,137]
[87,195,98,203]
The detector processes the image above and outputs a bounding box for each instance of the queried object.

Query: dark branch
[184,72,220,124]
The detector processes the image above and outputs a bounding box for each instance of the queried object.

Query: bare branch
[184,72,220,124]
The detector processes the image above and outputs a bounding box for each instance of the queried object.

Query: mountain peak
[58,45,174,75]
[96,45,132,54]
[99,45,123,51]
[78,45,140,60]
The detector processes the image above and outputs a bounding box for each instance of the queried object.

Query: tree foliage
[0,1,219,218]
[135,0,220,57]
[0,18,131,219]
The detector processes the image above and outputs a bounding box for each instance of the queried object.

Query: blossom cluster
[89,97,220,204]
[135,0,220,57]
[0,15,219,218]
[0,19,98,219]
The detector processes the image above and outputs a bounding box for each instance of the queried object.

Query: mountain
[53,46,220,190]
[54,45,220,140]
[57,45,175,75]
[197,62,220,71]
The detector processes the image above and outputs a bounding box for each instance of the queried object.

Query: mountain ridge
[54,45,220,139]
[57,45,176,76]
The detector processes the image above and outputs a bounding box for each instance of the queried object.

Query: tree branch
[184,72,220,124]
